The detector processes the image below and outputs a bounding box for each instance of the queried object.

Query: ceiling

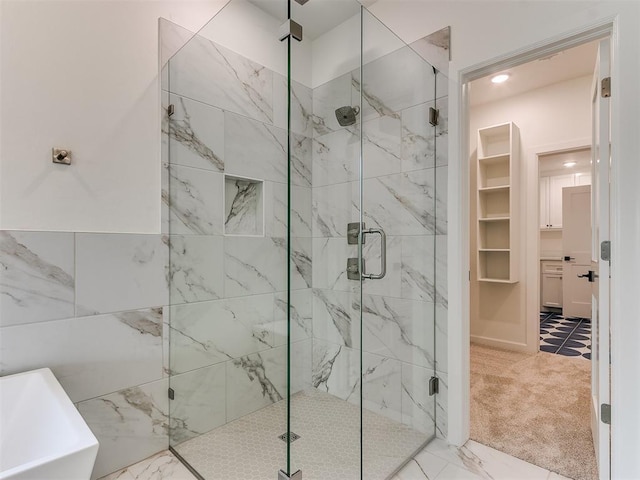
[247,0,365,40]
[470,41,599,107]
[539,148,591,175]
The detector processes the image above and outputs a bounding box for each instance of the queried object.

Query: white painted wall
[469,74,591,353]
[369,1,640,476]
[0,0,227,233]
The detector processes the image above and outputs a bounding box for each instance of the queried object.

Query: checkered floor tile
[540,311,591,360]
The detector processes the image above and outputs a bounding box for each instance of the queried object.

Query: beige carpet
[470,343,597,480]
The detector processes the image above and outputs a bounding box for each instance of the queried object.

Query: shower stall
[161,0,448,478]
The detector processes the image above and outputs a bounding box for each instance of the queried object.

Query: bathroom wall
[162,23,314,446]
[0,0,228,233]
[309,15,450,438]
[469,75,592,352]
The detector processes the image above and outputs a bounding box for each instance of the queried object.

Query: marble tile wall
[0,230,170,480]
[163,28,314,449]
[310,40,449,439]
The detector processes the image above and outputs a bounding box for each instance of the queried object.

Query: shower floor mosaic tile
[540,312,591,359]
[173,389,428,480]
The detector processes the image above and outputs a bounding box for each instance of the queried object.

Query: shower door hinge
[429,107,439,126]
[601,77,611,98]
[279,19,303,42]
[429,376,439,396]
[168,387,175,400]
[278,469,302,480]
[601,403,611,425]
[167,104,175,117]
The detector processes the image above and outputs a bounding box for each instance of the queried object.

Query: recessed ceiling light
[563,161,577,168]
[491,74,509,84]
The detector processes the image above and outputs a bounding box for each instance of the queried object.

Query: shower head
[335,106,360,127]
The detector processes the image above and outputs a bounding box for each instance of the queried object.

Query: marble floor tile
[97,450,196,480]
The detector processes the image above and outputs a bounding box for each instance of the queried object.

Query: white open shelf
[476,122,519,283]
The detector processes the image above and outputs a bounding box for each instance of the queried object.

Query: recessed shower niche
[223,174,264,236]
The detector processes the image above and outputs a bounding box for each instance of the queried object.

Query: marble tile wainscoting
[0,230,170,479]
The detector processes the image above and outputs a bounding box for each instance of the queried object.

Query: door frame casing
[449,17,615,476]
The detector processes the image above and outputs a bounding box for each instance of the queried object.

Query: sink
[0,368,99,480]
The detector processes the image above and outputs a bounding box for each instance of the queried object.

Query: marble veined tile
[225,112,311,188]
[358,294,436,369]
[0,231,74,327]
[436,96,449,167]
[273,289,312,345]
[312,128,359,187]
[169,363,226,444]
[435,234,448,306]
[265,182,312,238]
[362,234,401,298]
[97,450,196,480]
[75,234,168,316]
[409,26,450,77]
[78,378,168,480]
[425,438,549,479]
[165,164,224,235]
[312,73,352,136]
[361,114,402,178]
[393,449,448,480]
[169,295,275,375]
[402,102,436,172]
[401,235,436,302]
[169,33,273,123]
[312,288,358,349]
[166,94,224,172]
[312,339,401,421]
[274,73,313,137]
[436,166,448,235]
[360,169,436,236]
[167,235,223,305]
[355,46,436,122]
[436,304,448,374]
[312,238,355,292]
[0,308,163,403]
[312,181,357,238]
[226,346,287,422]
[401,362,437,437]
[435,371,448,439]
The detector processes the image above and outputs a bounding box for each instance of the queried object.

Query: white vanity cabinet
[541,260,563,309]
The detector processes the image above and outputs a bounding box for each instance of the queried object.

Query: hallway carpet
[470,343,597,480]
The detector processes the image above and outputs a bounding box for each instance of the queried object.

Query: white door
[590,38,611,480]
[539,176,549,228]
[562,185,592,318]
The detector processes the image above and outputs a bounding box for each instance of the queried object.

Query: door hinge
[167,104,175,117]
[601,403,611,425]
[168,387,175,400]
[601,240,611,262]
[429,107,439,126]
[601,77,611,98]
[429,376,439,396]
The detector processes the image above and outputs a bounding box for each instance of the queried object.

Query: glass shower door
[357,9,446,478]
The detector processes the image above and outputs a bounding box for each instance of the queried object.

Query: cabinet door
[539,176,549,228]
[548,174,575,228]
[542,274,563,307]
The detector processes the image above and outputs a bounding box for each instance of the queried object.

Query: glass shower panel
[164,1,290,478]
[359,9,441,478]
[287,1,363,477]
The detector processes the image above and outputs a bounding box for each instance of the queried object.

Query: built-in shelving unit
[476,122,520,283]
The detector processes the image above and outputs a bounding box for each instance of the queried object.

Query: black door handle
[578,270,598,282]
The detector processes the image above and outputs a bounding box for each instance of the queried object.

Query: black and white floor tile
[540,311,591,360]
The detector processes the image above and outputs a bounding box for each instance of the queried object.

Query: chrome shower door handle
[361,228,386,280]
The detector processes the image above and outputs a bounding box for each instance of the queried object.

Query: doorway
[464,32,611,480]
